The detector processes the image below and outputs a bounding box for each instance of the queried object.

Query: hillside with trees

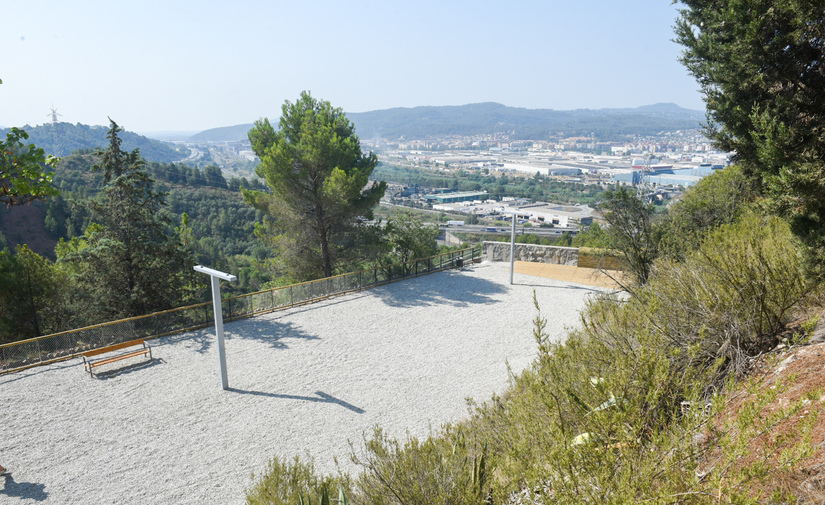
[0,121,276,342]
[0,122,189,163]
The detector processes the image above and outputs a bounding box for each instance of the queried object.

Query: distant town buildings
[374,129,732,232]
[367,128,728,194]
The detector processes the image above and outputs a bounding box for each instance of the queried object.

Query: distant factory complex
[373,130,730,229]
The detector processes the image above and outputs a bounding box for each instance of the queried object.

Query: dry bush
[649,213,815,387]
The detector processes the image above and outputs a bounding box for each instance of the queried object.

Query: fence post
[36,339,42,364]
[290,285,294,307]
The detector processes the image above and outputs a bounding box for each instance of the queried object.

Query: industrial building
[611,164,726,188]
[504,203,594,227]
[423,190,489,204]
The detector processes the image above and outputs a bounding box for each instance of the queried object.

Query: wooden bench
[81,339,152,376]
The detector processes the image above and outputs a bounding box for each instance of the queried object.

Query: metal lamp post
[194,265,237,390]
[504,210,517,285]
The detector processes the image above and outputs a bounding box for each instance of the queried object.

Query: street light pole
[504,210,517,285]
[194,265,237,390]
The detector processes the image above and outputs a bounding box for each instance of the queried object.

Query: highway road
[442,224,578,236]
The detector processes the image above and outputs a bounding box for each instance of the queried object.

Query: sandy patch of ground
[513,261,624,289]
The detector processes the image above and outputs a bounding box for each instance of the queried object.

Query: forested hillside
[0,122,189,162]
[0,153,268,261]
[0,142,276,343]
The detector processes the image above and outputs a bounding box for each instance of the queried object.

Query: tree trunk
[317,209,332,278]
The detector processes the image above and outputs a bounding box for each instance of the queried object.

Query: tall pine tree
[675,0,825,260]
[244,92,386,280]
[60,120,189,321]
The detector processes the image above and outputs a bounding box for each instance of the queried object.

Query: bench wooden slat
[82,339,152,376]
[86,349,150,369]
[82,339,147,358]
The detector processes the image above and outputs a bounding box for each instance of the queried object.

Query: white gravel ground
[1,261,607,504]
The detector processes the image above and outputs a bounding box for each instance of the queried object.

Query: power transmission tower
[47,106,63,125]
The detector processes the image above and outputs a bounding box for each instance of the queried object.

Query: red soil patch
[707,328,825,501]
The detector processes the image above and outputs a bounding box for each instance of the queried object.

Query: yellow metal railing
[0,246,480,374]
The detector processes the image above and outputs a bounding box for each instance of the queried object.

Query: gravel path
[1,262,607,504]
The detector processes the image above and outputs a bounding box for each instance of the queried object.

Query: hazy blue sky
[2,0,703,133]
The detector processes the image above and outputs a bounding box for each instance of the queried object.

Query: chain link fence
[1,246,480,374]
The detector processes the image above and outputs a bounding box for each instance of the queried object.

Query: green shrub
[469,293,714,503]
[469,288,818,503]
[658,165,755,261]
[649,212,815,385]
[353,426,490,505]
[245,455,353,505]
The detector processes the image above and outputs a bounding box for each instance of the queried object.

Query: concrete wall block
[481,241,579,266]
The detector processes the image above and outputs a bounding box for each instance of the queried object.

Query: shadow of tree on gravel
[374,268,508,308]
[228,388,365,414]
[159,328,215,354]
[227,318,319,350]
[1,476,48,501]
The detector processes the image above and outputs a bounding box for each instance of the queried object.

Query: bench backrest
[82,339,146,358]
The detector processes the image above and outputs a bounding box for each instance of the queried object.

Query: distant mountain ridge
[188,124,256,143]
[187,102,704,142]
[346,102,704,140]
[1,122,189,163]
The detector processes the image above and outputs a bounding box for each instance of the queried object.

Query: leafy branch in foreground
[0,127,60,206]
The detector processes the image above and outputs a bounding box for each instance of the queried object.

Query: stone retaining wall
[482,241,578,265]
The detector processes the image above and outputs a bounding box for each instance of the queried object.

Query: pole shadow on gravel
[228,388,365,414]
[516,282,607,293]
